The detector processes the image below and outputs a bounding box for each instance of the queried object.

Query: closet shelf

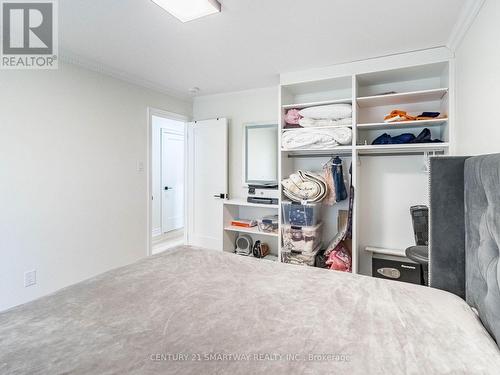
[282,98,352,110]
[282,125,352,132]
[223,199,279,209]
[224,225,279,238]
[357,88,448,108]
[365,246,406,257]
[282,146,353,157]
[356,142,449,155]
[357,118,448,131]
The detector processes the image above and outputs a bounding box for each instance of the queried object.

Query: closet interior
[279,60,451,276]
[223,56,452,279]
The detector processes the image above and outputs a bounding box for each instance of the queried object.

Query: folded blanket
[281,171,328,203]
[282,127,352,150]
[299,117,352,128]
[299,104,352,120]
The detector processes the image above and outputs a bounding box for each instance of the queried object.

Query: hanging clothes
[332,156,348,202]
[322,160,336,206]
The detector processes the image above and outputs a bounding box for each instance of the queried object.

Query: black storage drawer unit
[372,255,422,285]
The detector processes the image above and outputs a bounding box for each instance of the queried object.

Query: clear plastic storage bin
[281,222,322,253]
[281,244,321,266]
[281,201,321,226]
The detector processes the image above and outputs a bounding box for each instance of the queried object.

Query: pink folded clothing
[284,109,302,125]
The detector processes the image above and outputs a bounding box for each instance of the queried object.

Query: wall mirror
[244,123,278,185]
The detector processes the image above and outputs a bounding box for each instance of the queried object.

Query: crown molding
[59,49,191,101]
[447,0,486,53]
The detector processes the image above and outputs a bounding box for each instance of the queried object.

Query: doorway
[149,109,187,255]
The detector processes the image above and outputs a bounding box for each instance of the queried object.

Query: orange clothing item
[384,110,416,122]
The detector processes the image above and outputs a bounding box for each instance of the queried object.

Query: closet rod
[358,151,445,157]
[287,151,445,158]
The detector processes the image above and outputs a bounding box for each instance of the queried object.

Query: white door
[161,130,184,233]
[187,118,228,250]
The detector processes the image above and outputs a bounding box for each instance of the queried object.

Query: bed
[1,154,500,374]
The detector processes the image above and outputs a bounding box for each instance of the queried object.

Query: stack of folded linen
[281,171,328,203]
[299,103,352,128]
[284,103,353,129]
[281,127,352,150]
[298,117,352,128]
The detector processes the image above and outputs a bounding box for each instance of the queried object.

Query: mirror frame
[243,122,278,186]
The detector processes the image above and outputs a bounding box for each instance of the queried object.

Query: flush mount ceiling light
[151,0,221,22]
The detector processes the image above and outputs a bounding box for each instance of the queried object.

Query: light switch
[24,270,37,287]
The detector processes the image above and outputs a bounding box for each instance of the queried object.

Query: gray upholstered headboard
[430,154,500,344]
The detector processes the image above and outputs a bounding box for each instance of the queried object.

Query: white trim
[147,107,189,257]
[149,107,189,123]
[447,0,486,52]
[61,50,191,100]
[152,227,162,237]
[280,47,452,86]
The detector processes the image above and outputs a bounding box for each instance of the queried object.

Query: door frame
[147,107,189,257]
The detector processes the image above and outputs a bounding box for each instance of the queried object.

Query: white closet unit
[222,200,280,258]
[278,50,453,275]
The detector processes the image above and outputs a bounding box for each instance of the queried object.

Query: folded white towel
[299,104,352,120]
[299,117,352,128]
[282,127,352,150]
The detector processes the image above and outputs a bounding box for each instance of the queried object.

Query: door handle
[213,193,226,199]
[164,186,173,191]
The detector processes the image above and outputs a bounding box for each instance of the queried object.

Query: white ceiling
[60,0,467,99]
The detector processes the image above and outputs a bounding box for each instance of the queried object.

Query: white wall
[0,62,191,311]
[151,116,185,236]
[193,87,278,199]
[455,0,500,155]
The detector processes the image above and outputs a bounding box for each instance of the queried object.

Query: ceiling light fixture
[151,0,221,23]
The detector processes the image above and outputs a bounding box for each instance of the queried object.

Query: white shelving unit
[220,51,454,275]
[356,143,449,155]
[357,118,448,130]
[281,146,353,154]
[223,199,279,209]
[278,53,453,275]
[222,199,279,258]
[224,225,278,238]
[282,98,352,110]
[357,88,448,108]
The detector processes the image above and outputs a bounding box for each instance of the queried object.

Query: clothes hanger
[322,156,335,168]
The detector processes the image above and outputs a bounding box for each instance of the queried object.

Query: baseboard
[152,227,162,237]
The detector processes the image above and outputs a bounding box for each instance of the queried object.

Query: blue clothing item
[392,133,416,144]
[287,204,315,226]
[372,133,392,144]
[418,112,440,118]
[332,156,348,202]
[372,128,442,145]
[373,133,415,145]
